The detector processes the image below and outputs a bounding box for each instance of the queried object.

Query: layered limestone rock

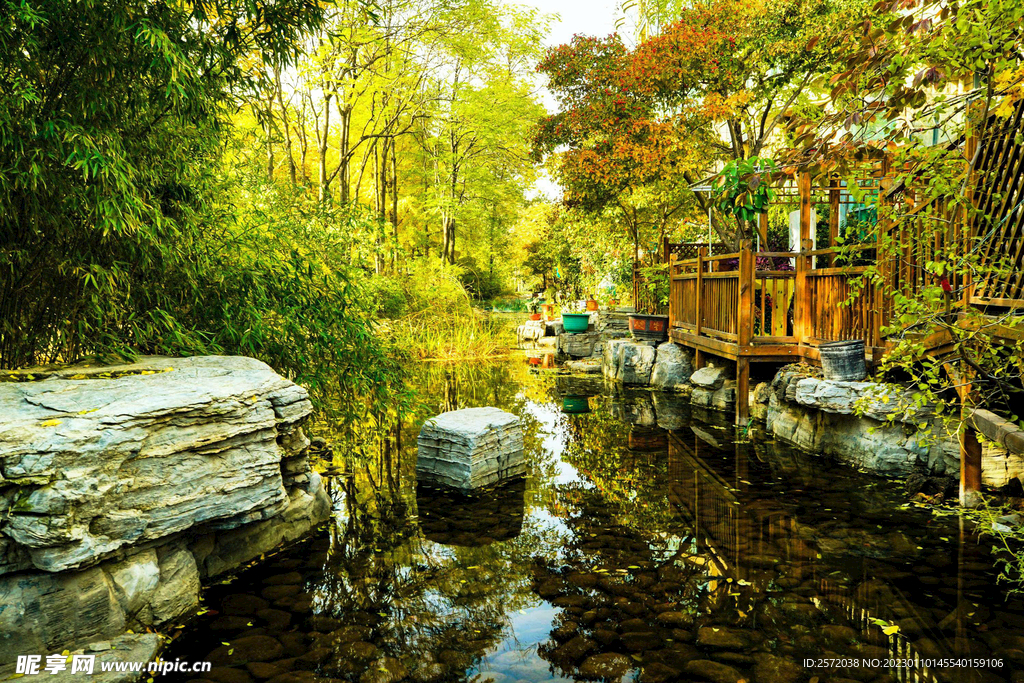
[416,407,525,492]
[516,319,562,344]
[596,308,633,337]
[558,331,601,359]
[0,356,331,665]
[556,309,630,361]
[753,364,959,476]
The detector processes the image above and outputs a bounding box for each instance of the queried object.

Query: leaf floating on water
[882,625,899,636]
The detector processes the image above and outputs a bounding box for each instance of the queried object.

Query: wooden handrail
[803,244,876,257]
[755,251,798,258]
[703,251,741,263]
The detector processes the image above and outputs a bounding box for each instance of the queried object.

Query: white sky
[508,0,622,200]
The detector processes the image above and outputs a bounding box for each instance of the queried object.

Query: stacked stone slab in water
[416,407,525,492]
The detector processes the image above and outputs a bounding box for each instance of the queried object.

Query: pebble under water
[165,361,1024,683]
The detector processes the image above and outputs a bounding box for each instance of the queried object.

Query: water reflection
[418,479,526,547]
[167,360,1024,683]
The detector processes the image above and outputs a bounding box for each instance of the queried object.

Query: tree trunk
[391,138,399,272]
[318,94,332,202]
[275,66,296,187]
[338,102,351,203]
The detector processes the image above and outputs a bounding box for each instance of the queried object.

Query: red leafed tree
[536,0,872,248]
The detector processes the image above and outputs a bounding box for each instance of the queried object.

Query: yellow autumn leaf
[40,419,62,427]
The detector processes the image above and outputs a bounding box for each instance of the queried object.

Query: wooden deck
[667,172,892,424]
[665,165,1023,431]
[660,140,1024,504]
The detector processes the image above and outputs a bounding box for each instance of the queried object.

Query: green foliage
[367,260,516,361]
[0,0,414,438]
[962,499,1024,595]
[0,0,325,368]
[715,157,777,223]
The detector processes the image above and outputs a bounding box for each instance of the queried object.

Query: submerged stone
[416,407,525,492]
[578,653,632,680]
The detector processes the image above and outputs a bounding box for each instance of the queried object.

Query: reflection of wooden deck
[664,431,998,683]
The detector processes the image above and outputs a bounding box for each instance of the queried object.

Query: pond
[166,360,1023,683]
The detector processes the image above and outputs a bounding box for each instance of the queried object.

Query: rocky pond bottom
[165,362,1024,683]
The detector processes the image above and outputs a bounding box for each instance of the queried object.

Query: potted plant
[527,299,542,321]
[629,264,670,342]
[561,301,591,334]
[585,293,599,311]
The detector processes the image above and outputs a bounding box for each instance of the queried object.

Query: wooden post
[668,254,677,330]
[829,181,840,266]
[960,419,983,506]
[948,361,982,506]
[962,105,980,308]
[738,240,753,348]
[736,240,753,426]
[695,247,706,339]
[736,357,750,426]
[875,172,893,348]
[757,213,768,248]
[795,172,812,345]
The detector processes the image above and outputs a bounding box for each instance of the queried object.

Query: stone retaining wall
[752,364,963,478]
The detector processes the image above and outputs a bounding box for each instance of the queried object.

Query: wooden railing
[803,244,882,347]
[669,240,884,355]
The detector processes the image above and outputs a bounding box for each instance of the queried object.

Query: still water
[167,361,1024,683]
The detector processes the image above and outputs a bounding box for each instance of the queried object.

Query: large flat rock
[0,356,313,574]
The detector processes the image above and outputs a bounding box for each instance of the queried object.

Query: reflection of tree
[303,361,575,681]
[555,401,680,536]
[532,480,706,680]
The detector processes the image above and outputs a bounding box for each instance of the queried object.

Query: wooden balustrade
[668,243,881,353]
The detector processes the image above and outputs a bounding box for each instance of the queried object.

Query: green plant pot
[561,396,590,414]
[562,313,591,333]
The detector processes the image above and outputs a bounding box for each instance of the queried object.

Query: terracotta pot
[529,313,542,321]
[541,303,555,319]
[586,299,599,311]
[608,298,619,306]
